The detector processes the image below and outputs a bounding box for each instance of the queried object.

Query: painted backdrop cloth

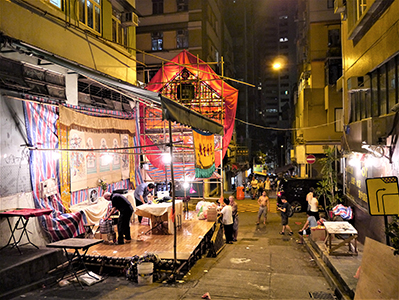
[193,129,215,178]
[23,102,84,241]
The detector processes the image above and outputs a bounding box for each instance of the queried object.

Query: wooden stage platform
[86,212,216,261]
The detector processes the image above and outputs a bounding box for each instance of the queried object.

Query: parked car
[276,178,321,213]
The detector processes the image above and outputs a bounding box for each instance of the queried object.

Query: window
[177,0,188,12]
[79,0,101,33]
[387,58,397,112]
[153,0,163,15]
[46,0,63,9]
[356,0,367,20]
[178,84,194,102]
[151,32,163,51]
[371,72,379,117]
[112,12,124,45]
[328,29,341,48]
[379,65,387,115]
[177,30,188,49]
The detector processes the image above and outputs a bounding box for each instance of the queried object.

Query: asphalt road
[13,196,335,300]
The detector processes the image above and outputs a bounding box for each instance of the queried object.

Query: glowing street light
[273,62,282,70]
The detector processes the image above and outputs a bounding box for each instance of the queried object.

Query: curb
[303,237,353,300]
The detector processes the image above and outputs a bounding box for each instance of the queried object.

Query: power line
[235,118,339,131]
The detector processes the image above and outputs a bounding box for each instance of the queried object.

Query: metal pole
[168,120,177,275]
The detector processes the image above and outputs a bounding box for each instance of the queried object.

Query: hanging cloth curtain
[193,129,215,178]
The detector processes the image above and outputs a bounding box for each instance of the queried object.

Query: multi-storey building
[293,0,343,178]
[0,0,159,247]
[337,0,398,244]
[135,0,234,84]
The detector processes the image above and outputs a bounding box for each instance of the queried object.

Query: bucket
[137,262,153,285]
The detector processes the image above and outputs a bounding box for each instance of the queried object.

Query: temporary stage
[86,213,215,260]
[81,212,224,278]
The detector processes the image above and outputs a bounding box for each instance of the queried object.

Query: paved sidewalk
[8,196,361,300]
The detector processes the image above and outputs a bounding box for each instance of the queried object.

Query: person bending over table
[133,182,155,224]
[103,192,133,245]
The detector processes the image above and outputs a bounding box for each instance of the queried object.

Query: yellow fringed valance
[59,106,135,134]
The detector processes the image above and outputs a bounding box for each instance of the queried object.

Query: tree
[316,147,342,217]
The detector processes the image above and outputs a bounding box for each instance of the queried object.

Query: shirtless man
[256,191,270,225]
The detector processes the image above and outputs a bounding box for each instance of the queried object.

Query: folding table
[135,200,183,234]
[323,221,358,255]
[0,208,52,254]
[47,238,103,288]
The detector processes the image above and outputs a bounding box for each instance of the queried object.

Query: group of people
[218,195,239,244]
[248,175,272,199]
[102,179,320,247]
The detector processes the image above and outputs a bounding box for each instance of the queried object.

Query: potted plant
[316,147,342,219]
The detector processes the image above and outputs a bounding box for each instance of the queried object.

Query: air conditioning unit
[334,0,346,14]
[348,76,370,91]
[122,12,138,27]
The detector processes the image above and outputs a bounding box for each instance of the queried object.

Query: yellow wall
[341,1,399,124]
[0,0,137,84]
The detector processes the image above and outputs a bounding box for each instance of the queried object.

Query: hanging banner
[69,129,87,191]
[193,129,215,178]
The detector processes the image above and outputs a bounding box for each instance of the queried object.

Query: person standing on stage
[104,192,133,245]
[134,182,155,223]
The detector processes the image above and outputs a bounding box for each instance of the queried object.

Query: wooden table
[47,238,103,287]
[135,200,183,234]
[0,208,52,254]
[323,221,358,255]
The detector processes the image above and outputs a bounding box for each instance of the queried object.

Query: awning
[161,95,224,135]
[10,39,223,135]
[11,40,162,106]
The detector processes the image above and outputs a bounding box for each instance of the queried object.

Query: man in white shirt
[220,198,234,244]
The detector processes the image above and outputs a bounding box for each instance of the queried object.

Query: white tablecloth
[135,200,183,234]
[69,197,110,225]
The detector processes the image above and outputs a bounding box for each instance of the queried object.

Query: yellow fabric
[193,130,215,169]
[59,123,71,212]
[59,106,136,134]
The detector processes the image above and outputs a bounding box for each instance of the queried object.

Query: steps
[0,247,66,300]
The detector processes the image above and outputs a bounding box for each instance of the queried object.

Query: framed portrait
[88,188,98,205]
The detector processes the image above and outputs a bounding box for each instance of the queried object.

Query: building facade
[0,0,155,247]
[293,0,343,178]
[337,0,398,244]
[135,0,234,84]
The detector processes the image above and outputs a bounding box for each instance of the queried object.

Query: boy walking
[277,196,293,235]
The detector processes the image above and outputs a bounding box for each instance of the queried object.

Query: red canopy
[146,50,238,159]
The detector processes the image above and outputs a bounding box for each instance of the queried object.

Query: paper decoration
[193,129,215,178]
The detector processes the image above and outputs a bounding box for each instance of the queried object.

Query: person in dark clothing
[104,192,133,245]
[277,196,293,236]
[134,182,155,223]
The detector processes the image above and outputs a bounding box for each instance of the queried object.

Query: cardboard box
[207,207,217,222]
[310,227,326,241]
